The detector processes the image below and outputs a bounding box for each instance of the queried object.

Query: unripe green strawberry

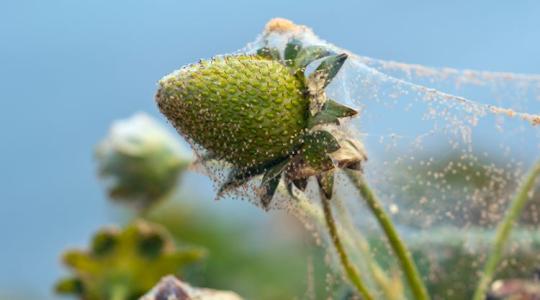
[156,55,309,169]
[156,40,363,207]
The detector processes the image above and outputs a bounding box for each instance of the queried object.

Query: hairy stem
[472,160,540,300]
[334,196,405,300]
[291,187,401,299]
[345,169,430,300]
[320,191,375,300]
[292,190,379,290]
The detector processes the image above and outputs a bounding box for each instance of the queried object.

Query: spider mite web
[229,20,540,299]
[182,18,540,298]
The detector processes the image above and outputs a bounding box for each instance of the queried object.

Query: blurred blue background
[1,0,540,299]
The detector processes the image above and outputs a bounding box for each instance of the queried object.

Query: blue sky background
[1,1,540,298]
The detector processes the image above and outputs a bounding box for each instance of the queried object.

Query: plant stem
[291,187,401,299]
[472,160,540,300]
[345,169,430,300]
[110,284,128,300]
[320,191,375,300]
[334,196,406,300]
[292,189,380,291]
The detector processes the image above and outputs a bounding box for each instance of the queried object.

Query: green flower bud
[55,220,205,300]
[95,113,192,210]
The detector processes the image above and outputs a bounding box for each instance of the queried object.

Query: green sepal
[333,138,366,170]
[137,231,165,259]
[262,159,289,185]
[286,182,295,199]
[293,69,308,87]
[293,178,308,191]
[260,160,288,208]
[257,47,281,61]
[217,165,267,197]
[55,277,84,295]
[346,161,362,170]
[308,99,358,128]
[294,46,333,70]
[304,130,341,154]
[284,38,303,66]
[91,229,118,257]
[302,130,340,171]
[162,248,207,266]
[261,175,281,209]
[197,150,219,163]
[63,250,95,272]
[306,155,334,172]
[317,171,335,199]
[286,177,309,199]
[308,53,348,89]
[217,157,290,197]
[285,172,308,198]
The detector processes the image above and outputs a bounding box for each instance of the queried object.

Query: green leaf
[257,47,281,61]
[308,53,348,89]
[284,39,303,65]
[261,175,280,209]
[308,99,358,128]
[317,171,334,199]
[294,46,333,70]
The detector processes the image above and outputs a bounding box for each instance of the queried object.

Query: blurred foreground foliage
[145,197,330,300]
[410,228,540,300]
[55,220,205,300]
[357,228,540,300]
[43,112,539,300]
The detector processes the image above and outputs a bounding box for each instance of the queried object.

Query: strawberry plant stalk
[472,160,540,300]
[320,191,375,300]
[345,169,430,300]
